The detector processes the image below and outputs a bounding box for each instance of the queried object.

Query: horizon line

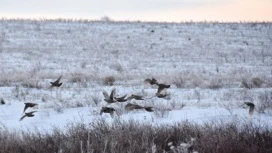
[1,16,271,24]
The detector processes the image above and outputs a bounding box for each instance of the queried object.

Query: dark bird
[0,98,5,104]
[126,94,145,100]
[102,88,117,104]
[23,102,38,113]
[19,111,37,121]
[125,103,153,112]
[100,107,116,117]
[50,76,62,87]
[244,102,255,115]
[156,83,171,98]
[144,78,158,85]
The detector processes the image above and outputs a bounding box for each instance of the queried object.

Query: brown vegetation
[0,119,271,153]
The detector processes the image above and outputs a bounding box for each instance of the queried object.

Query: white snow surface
[0,20,272,132]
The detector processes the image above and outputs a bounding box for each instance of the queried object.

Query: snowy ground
[0,19,272,132]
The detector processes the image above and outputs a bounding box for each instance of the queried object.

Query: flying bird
[244,102,255,115]
[50,75,62,87]
[156,83,171,98]
[19,111,37,121]
[144,78,158,85]
[23,102,38,113]
[0,98,5,104]
[125,103,153,112]
[100,107,116,117]
[102,88,118,104]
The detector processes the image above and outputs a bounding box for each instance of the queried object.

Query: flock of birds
[18,76,172,120]
[100,77,171,117]
[19,76,63,121]
[0,76,255,121]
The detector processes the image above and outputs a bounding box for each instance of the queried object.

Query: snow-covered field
[0,19,272,132]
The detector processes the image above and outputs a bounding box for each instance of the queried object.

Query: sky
[0,0,271,22]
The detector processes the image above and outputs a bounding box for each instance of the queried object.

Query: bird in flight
[144,78,158,85]
[23,102,38,113]
[102,88,118,104]
[156,83,171,98]
[244,102,255,115]
[19,111,37,121]
[50,75,62,87]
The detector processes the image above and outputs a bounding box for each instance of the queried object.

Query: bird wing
[128,103,142,109]
[249,106,255,115]
[127,94,135,99]
[110,111,114,118]
[157,86,165,95]
[100,108,105,115]
[23,105,28,113]
[102,91,110,100]
[134,104,143,109]
[151,78,158,84]
[110,88,116,100]
[132,94,142,99]
[19,114,27,121]
[55,75,62,83]
[125,103,133,110]
[116,94,127,101]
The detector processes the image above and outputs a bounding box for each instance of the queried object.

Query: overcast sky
[0,0,271,22]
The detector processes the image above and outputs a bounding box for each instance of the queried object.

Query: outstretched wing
[100,107,105,115]
[19,114,27,121]
[116,94,127,102]
[151,78,158,84]
[110,88,116,100]
[157,84,170,94]
[157,86,166,95]
[23,105,28,113]
[144,78,158,85]
[54,75,62,84]
[110,111,114,118]
[102,91,110,100]
[249,105,254,115]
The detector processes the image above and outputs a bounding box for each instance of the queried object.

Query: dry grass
[0,119,271,153]
[258,91,272,114]
[103,76,116,86]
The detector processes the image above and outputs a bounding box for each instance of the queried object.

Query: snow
[0,19,272,132]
